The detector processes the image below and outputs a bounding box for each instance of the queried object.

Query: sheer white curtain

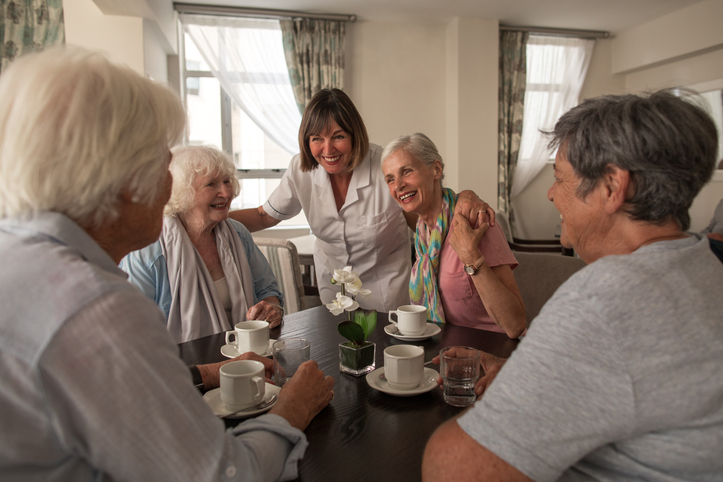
[181,14,301,155]
[510,36,595,199]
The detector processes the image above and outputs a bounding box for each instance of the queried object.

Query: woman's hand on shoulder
[449,212,490,265]
[455,191,496,227]
[247,297,283,328]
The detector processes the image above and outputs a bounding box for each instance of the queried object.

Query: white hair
[381,132,445,186]
[165,145,241,216]
[0,46,186,228]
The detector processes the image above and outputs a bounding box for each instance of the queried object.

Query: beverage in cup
[219,360,266,411]
[383,345,424,390]
[389,305,427,336]
[225,320,269,355]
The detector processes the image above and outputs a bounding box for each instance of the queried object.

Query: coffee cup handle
[225,331,236,346]
[251,376,264,403]
[389,312,399,325]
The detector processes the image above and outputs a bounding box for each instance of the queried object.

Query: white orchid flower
[326,292,359,316]
[345,277,371,297]
[332,266,360,285]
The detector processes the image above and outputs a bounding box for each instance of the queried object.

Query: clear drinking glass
[439,346,481,407]
[272,338,311,387]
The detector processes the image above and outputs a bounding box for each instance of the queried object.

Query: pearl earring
[131,195,140,203]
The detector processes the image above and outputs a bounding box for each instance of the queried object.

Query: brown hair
[298,89,369,172]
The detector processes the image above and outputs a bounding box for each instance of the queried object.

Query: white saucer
[366,367,440,397]
[203,383,281,419]
[384,323,441,341]
[221,339,276,358]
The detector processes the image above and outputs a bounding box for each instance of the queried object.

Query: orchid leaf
[338,321,365,345]
[358,309,377,339]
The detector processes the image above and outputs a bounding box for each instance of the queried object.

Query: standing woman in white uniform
[229,89,492,312]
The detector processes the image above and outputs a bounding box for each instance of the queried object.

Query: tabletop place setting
[179,306,520,480]
[206,317,315,419]
[384,304,442,341]
[221,320,276,358]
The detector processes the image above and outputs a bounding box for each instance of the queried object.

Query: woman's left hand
[247,298,283,328]
[449,212,490,265]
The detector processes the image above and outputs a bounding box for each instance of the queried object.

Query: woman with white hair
[0,47,333,482]
[122,145,284,342]
[382,133,526,338]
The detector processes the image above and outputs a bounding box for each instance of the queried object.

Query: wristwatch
[463,254,486,275]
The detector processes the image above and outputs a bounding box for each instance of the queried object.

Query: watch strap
[464,254,486,275]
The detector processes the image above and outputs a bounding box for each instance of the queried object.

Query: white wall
[64,0,145,73]
[63,0,176,80]
[345,17,498,201]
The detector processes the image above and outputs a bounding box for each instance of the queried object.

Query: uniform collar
[310,149,373,209]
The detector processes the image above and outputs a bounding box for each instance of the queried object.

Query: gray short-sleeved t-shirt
[459,235,723,481]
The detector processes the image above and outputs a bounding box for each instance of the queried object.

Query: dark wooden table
[179,306,519,481]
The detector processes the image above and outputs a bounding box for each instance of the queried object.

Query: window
[511,35,594,198]
[180,17,308,227]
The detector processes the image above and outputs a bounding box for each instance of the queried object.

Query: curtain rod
[173,3,356,22]
[500,24,609,39]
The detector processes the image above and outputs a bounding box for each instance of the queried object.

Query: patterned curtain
[279,19,345,113]
[1,0,65,75]
[497,31,528,224]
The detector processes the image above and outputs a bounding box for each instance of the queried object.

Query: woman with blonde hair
[122,145,283,342]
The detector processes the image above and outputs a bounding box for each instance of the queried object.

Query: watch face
[464,265,475,275]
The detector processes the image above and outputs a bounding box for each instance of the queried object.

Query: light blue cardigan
[120,218,283,320]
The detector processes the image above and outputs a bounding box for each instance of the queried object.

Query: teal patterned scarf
[409,188,456,323]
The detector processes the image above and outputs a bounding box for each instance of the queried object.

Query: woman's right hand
[448,211,490,266]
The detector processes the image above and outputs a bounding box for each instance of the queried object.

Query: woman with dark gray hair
[424,90,723,481]
[122,145,284,342]
[0,47,333,482]
[382,133,526,338]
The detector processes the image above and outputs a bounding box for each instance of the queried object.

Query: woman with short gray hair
[549,89,718,231]
[382,133,526,337]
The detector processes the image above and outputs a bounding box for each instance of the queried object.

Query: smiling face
[308,119,353,176]
[547,148,607,259]
[382,149,443,224]
[182,170,234,232]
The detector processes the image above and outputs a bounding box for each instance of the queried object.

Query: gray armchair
[254,237,322,314]
[513,251,586,325]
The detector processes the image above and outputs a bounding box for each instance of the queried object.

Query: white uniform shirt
[264,144,411,311]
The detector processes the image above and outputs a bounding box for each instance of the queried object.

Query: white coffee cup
[389,305,428,336]
[383,345,425,390]
[219,360,266,411]
[225,320,270,355]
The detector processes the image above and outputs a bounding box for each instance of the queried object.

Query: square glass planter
[338,341,376,376]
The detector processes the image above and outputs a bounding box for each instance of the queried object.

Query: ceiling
[174,0,705,34]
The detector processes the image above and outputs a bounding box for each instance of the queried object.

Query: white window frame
[178,26,288,182]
